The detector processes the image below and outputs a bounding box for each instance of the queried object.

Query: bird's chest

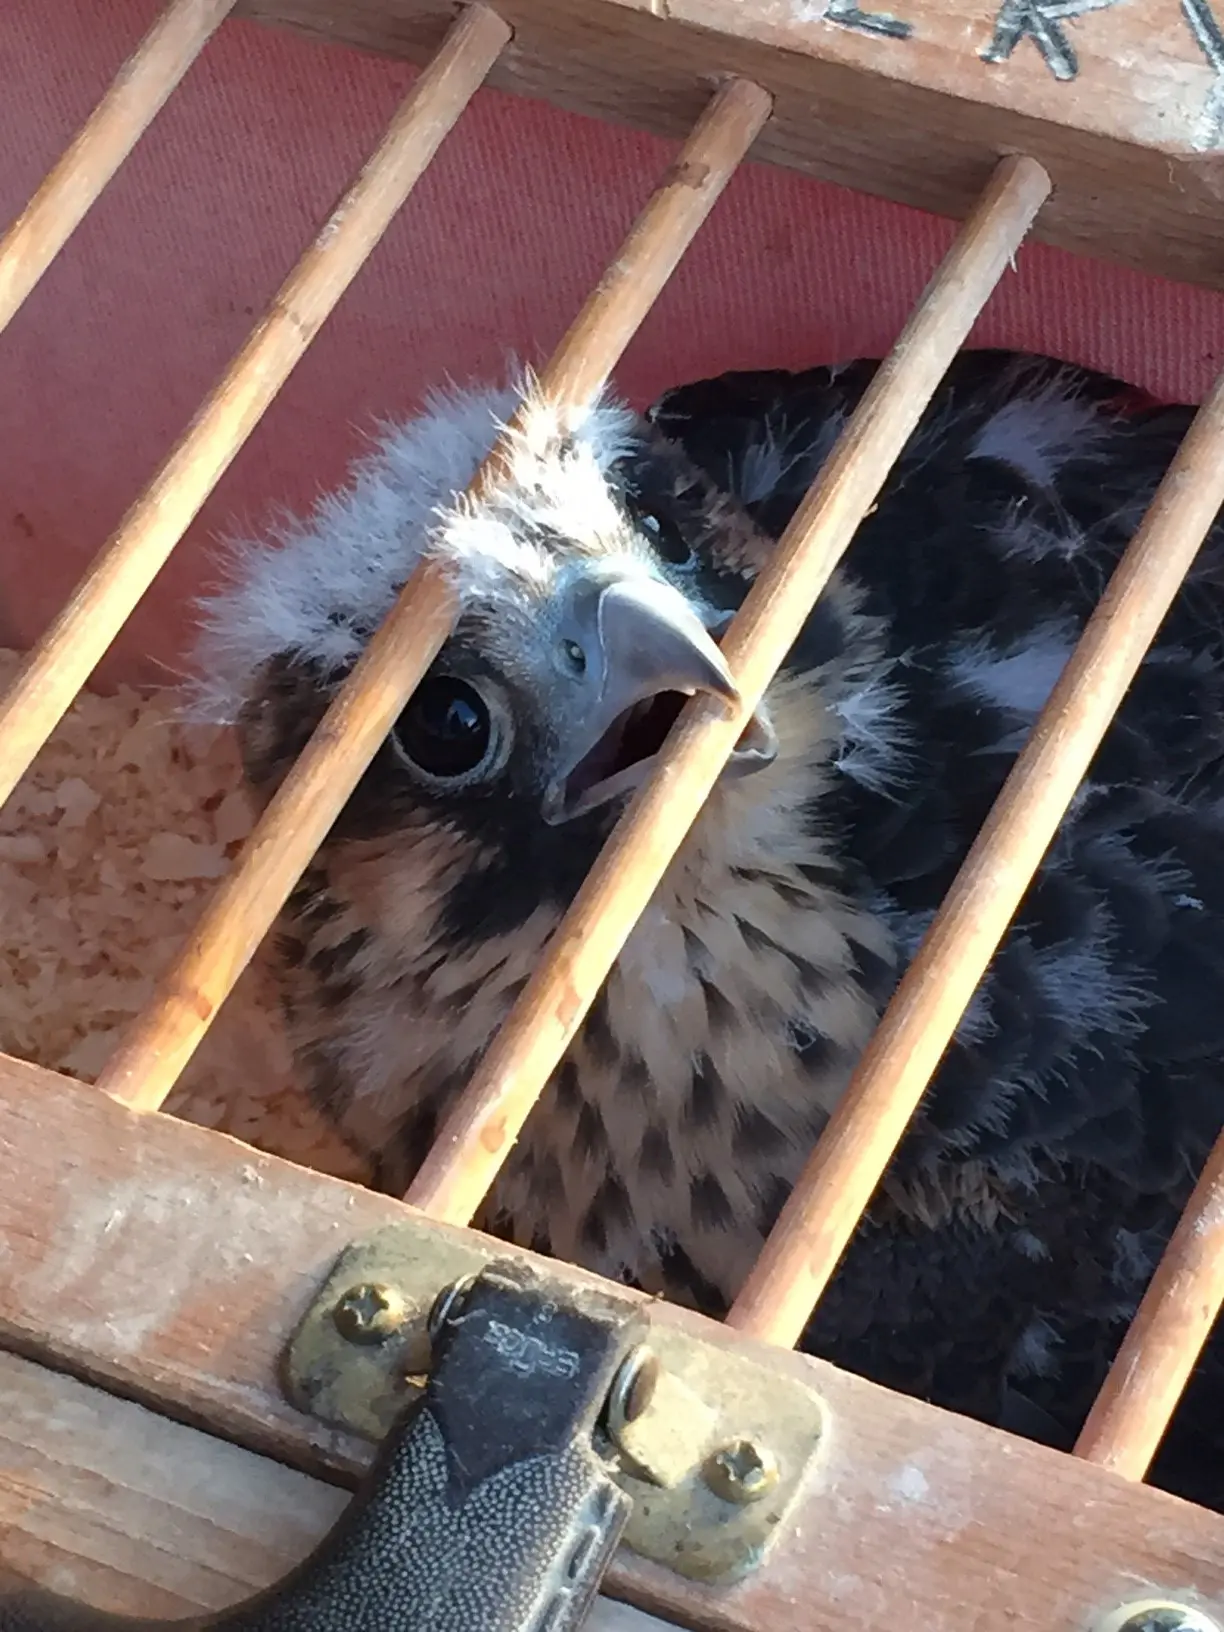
[296,830,889,1306]
[485,892,882,1304]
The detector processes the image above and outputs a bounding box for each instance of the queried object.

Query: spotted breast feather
[193,351,1224,1510]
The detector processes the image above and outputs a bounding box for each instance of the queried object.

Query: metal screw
[1096,1603,1222,1632]
[605,1346,660,1442]
[703,1437,779,1505]
[332,1282,406,1345]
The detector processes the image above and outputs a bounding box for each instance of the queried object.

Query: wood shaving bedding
[0,647,371,1185]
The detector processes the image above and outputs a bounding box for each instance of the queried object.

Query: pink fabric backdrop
[4,1,1224,689]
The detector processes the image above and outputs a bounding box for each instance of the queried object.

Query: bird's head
[192,376,896,1215]
[194,377,785,887]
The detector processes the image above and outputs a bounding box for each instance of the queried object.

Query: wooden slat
[244,0,1224,295]
[0,1352,340,1619]
[404,151,1049,1225]
[2,1058,1223,1631]
[726,316,1224,1353]
[0,1,509,816]
[0,1350,668,1631]
[94,76,772,1117]
[1075,1126,1224,1479]
[0,0,237,334]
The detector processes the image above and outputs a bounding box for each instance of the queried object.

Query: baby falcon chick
[195,350,1224,1507]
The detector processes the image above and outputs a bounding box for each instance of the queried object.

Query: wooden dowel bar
[0,1,510,818]
[98,565,457,1113]
[1074,1128,1224,1478]
[727,336,1224,1351]
[474,77,774,475]
[0,0,237,336]
[403,153,1052,1225]
[96,76,772,1114]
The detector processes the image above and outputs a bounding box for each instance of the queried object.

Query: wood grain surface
[0,1349,669,1629]
[244,0,1224,292]
[2,1056,1223,1630]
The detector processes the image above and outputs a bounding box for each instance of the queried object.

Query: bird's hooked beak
[542,572,778,825]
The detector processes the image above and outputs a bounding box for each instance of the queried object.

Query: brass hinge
[282,1223,826,1585]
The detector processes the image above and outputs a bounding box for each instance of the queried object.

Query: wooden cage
[3,1,1224,1628]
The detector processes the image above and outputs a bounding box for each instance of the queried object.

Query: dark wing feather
[653,353,1224,1499]
[653,350,1224,1193]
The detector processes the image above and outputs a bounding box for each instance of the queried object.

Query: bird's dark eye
[636,507,695,569]
[392,676,495,783]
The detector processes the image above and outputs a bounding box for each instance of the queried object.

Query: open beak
[542,574,777,825]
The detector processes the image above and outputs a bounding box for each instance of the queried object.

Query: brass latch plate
[283,1223,826,1584]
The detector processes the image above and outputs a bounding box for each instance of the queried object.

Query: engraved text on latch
[483,1318,581,1379]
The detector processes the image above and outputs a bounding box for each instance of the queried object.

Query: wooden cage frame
[3,1,1224,1627]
